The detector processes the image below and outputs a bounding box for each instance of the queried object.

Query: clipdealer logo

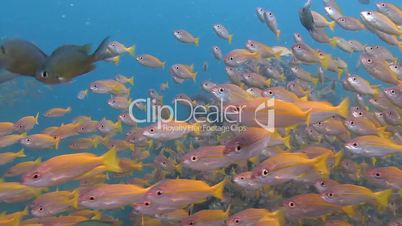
[128,97,275,132]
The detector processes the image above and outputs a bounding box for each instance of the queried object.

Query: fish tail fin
[312,77,319,86]
[276,30,281,40]
[91,137,99,148]
[337,69,344,80]
[93,36,110,61]
[374,189,392,210]
[192,72,197,81]
[112,56,120,65]
[272,208,285,226]
[66,107,72,112]
[194,37,200,46]
[274,50,282,60]
[211,178,226,200]
[378,127,392,138]
[115,120,122,132]
[16,148,26,158]
[282,135,291,149]
[162,62,166,69]
[334,150,344,168]
[336,98,349,118]
[71,189,79,209]
[129,143,135,152]
[128,76,134,86]
[305,109,312,126]
[55,136,61,150]
[228,35,233,44]
[341,205,357,217]
[312,153,330,178]
[329,38,337,47]
[35,112,39,125]
[175,163,183,174]
[320,55,331,70]
[328,21,336,31]
[101,147,122,173]
[127,45,136,56]
[35,157,42,164]
[265,79,272,86]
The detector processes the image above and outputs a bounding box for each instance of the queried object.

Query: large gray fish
[35,37,110,84]
[0,39,47,76]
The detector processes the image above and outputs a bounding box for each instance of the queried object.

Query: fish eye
[188,221,194,225]
[233,217,240,224]
[235,145,241,152]
[217,25,221,28]
[144,201,151,206]
[41,71,48,78]
[350,121,355,126]
[89,196,95,201]
[149,128,155,133]
[139,56,143,60]
[218,87,225,93]
[297,45,301,49]
[393,65,398,69]
[288,201,296,208]
[261,169,269,176]
[352,77,357,81]
[367,11,372,15]
[191,156,198,161]
[381,3,385,6]
[32,172,40,180]
[390,90,395,94]
[327,192,334,197]
[156,190,163,196]
[320,181,326,187]
[176,66,179,70]
[39,206,44,211]
[229,57,234,61]
[26,138,31,142]
[375,172,381,177]
[239,176,245,180]
[352,142,358,147]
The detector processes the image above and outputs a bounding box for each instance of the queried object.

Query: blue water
[0,0,401,225]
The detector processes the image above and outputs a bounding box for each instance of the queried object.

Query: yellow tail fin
[55,136,61,150]
[16,149,25,158]
[320,55,331,70]
[194,37,199,46]
[341,205,356,217]
[271,208,285,226]
[127,45,136,56]
[334,150,344,168]
[312,153,330,178]
[101,147,122,173]
[115,120,122,132]
[211,179,226,200]
[328,21,336,31]
[282,135,291,149]
[35,112,39,125]
[228,35,233,44]
[274,50,282,60]
[337,68,344,80]
[112,56,120,65]
[127,76,134,86]
[70,189,79,209]
[329,38,337,47]
[276,30,281,41]
[336,98,349,118]
[311,77,319,86]
[374,189,392,210]
[175,163,183,174]
[304,109,312,127]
